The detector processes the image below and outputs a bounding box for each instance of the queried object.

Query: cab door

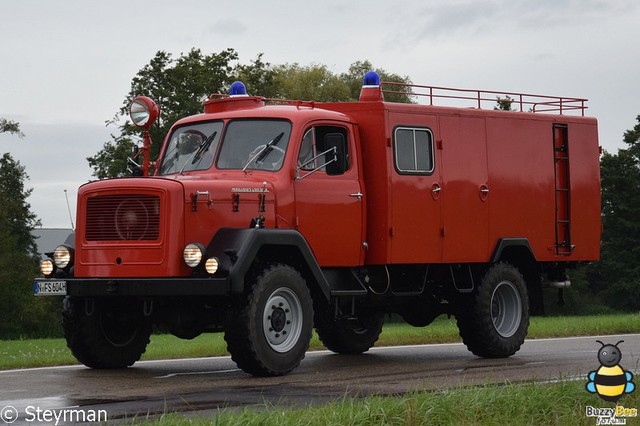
[293,124,364,266]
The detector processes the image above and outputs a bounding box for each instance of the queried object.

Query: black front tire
[456,262,529,358]
[224,264,313,376]
[62,297,152,368]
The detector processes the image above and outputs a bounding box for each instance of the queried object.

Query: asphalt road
[1,334,638,424]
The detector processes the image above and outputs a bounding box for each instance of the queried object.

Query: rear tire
[62,297,151,368]
[456,263,529,358]
[224,264,313,376]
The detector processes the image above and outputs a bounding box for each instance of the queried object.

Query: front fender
[206,228,330,299]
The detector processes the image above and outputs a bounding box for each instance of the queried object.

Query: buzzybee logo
[586,340,635,403]
[585,340,637,425]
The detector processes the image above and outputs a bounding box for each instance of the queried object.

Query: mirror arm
[127,157,143,177]
[295,147,337,180]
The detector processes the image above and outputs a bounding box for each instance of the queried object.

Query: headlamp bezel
[53,245,74,269]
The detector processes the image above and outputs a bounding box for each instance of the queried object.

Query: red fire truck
[34,72,601,376]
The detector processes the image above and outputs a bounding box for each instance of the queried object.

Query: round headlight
[40,259,54,277]
[130,96,160,129]
[205,257,219,275]
[53,245,73,269]
[183,243,204,268]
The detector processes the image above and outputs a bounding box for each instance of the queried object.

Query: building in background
[32,228,74,258]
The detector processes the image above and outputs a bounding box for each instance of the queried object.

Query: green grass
[132,380,640,425]
[1,313,639,370]
[0,337,75,369]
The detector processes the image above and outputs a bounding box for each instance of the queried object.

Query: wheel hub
[262,287,303,353]
[490,280,522,338]
[270,306,287,332]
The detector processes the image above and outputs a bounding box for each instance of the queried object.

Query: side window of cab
[297,126,350,178]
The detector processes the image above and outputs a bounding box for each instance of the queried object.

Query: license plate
[34,280,67,296]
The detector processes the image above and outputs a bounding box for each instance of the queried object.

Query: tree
[0,118,24,137]
[232,53,278,98]
[494,96,515,111]
[340,60,414,103]
[0,152,59,338]
[0,153,40,257]
[586,115,640,311]
[271,63,352,101]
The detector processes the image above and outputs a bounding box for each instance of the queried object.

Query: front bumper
[34,277,231,297]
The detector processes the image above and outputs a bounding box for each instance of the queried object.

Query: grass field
[134,380,640,425]
[1,313,638,370]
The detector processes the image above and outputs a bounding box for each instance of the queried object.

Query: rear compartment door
[439,115,489,262]
[388,113,442,263]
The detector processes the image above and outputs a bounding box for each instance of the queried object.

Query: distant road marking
[155,369,240,379]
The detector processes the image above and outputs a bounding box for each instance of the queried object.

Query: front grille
[85,195,160,241]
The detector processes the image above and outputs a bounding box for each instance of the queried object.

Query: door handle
[350,192,363,200]
[479,184,489,201]
[431,183,441,200]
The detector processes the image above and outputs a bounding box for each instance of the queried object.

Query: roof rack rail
[381,81,587,116]
[264,98,316,109]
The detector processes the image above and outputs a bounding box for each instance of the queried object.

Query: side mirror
[127,158,143,176]
[127,145,143,176]
[324,133,348,176]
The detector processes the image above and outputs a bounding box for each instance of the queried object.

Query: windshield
[158,121,222,175]
[217,120,291,171]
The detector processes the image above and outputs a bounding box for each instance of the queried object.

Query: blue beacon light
[230,81,247,96]
[362,71,380,86]
[359,71,383,102]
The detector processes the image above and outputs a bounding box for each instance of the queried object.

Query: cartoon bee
[586,340,635,403]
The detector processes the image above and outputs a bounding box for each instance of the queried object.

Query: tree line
[1,49,639,339]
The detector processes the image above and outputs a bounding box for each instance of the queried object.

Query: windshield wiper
[242,132,285,173]
[179,131,217,175]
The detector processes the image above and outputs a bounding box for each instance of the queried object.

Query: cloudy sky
[1,0,639,227]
